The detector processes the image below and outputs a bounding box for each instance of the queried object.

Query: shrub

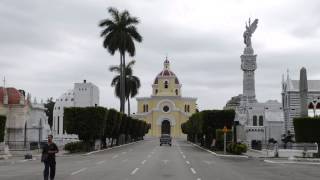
[64,141,87,153]
[227,143,247,155]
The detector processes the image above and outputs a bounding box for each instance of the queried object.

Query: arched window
[164,81,168,89]
[146,104,148,112]
[187,105,190,112]
[259,116,263,126]
[175,89,178,95]
[184,105,187,112]
[155,89,158,95]
[253,116,257,126]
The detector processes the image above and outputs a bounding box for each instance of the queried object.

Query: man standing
[42,134,59,180]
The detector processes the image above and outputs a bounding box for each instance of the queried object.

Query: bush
[227,143,247,155]
[64,141,87,153]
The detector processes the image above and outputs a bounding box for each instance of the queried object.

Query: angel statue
[243,18,258,48]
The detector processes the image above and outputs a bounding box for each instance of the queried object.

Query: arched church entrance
[161,120,171,135]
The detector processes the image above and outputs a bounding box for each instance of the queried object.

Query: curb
[84,140,144,155]
[188,141,249,158]
[264,159,320,165]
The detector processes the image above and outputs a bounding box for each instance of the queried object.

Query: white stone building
[52,80,99,139]
[0,87,50,150]
[281,72,320,134]
[229,19,284,147]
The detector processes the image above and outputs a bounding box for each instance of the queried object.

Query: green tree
[110,60,141,115]
[181,109,235,148]
[44,97,55,128]
[99,7,142,113]
[0,115,6,142]
[294,117,320,155]
[64,107,105,150]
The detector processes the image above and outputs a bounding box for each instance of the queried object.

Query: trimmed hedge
[227,143,247,155]
[181,109,235,148]
[64,141,87,153]
[64,107,150,150]
[293,117,320,155]
[0,115,6,142]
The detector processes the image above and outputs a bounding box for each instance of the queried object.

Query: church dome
[0,87,23,104]
[153,57,180,84]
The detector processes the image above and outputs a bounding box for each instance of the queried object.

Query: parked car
[160,134,172,146]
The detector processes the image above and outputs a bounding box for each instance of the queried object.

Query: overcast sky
[1,0,320,111]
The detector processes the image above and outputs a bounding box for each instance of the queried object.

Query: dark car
[160,134,172,146]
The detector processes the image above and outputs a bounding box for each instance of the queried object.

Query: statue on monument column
[243,18,258,48]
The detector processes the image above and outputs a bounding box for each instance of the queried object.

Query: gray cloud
[1,0,320,112]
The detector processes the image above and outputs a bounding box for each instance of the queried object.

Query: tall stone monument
[299,67,308,117]
[241,18,258,103]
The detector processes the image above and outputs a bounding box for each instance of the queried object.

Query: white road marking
[96,160,105,165]
[147,154,151,158]
[131,168,139,175]
[151,151,155,154]
[190,168,196,174]
[182,155,186,159]
[186,161,190,164]
[122,151,127,154]
[180,151,184,154]
[112,154,119,159]
[71,168,87,175]
[141,160,147,164]
[197,178,202,180]
[122,159,128,163]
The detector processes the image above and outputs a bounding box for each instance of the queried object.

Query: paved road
[1,138,320,180]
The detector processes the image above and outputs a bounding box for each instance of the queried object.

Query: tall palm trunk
[119,53,124,113]
[127,98,131,116]
[121,53,126,114]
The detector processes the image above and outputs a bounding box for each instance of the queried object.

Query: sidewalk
[244,149,268,158]
[264,158,320,165]
[189,141,248,158]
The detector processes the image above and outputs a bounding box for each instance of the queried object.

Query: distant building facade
[281,71,320,134]
[133,58,197,137]
[52,80,99,137]
[0,87,50,149]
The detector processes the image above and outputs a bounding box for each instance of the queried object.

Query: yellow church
[133,58,197,137]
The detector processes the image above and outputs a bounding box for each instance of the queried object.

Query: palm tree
[110,60,141,115]
[99,7,142,113]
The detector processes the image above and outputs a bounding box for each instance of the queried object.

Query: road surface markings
[122,159,128,163]
[141,160,147,164]
[190,168,196,174]
[131,168,139,175]
[71,168,87,175]
[122,151,127,154]
[182,155,186,159]
[112,154,119,159]
[186,161,190,164]
[180,151,184,154]
[129,149,133,151]
[197,178,202,180]
[96,160,105,165]
[147,154,151,158]
[151,151,155,154]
